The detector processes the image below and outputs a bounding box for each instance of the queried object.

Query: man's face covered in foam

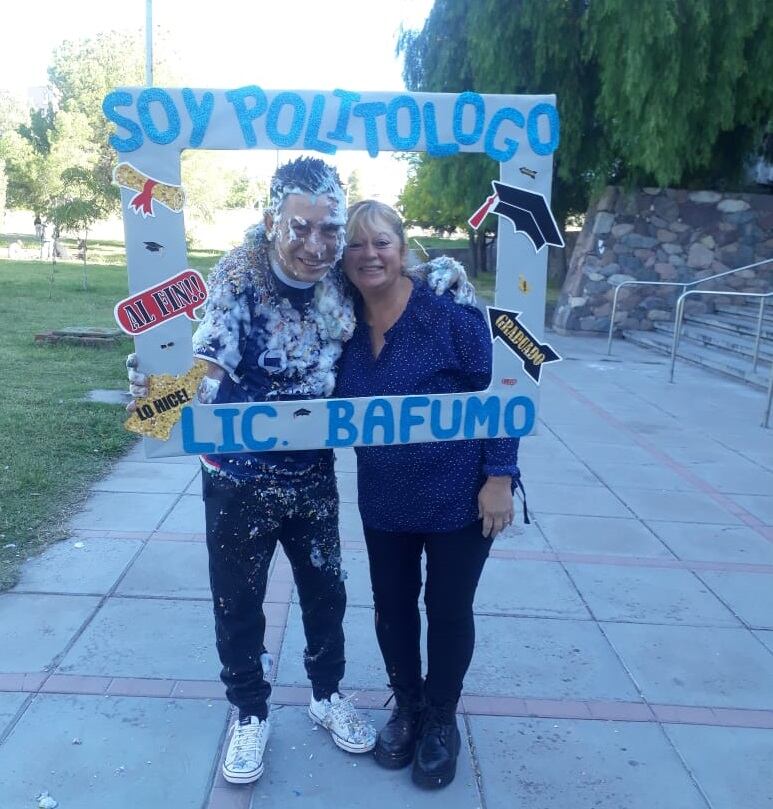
[268,192,346,284]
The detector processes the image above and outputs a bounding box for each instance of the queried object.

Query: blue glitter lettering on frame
[182,89,215,148]
[352,102,388,158]
[225,86,268,148]
[527,103,560,156]
[385,96,421,150]
[303,94,337,155]
[327,89,361,144]
[453,92,485,146]
[484,107,525,162]
[423,102,459,157]
[266,92,306,148]
[137,89,181,146]
[103,91,143,152]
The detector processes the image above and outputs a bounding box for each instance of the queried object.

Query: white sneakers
[308,692,377,753]
[222,716,271,784]
[222,690,375,785]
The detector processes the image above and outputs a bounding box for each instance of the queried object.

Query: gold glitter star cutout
[125,360,209,440]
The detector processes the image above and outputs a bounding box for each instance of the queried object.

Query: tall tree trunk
[81,228,89,290]
[467,229,479,277]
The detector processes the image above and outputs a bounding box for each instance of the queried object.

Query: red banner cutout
[114,269,208,336]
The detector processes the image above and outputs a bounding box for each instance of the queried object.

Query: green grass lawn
[0,247,226,590]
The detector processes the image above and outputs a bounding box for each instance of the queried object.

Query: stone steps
[713,302,773,326]
[622,302,772,389]
[622,329,771,389]
[685,312,773,341]
[652,320,773,364]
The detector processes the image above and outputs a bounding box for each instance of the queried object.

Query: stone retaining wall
[552,186,773,334]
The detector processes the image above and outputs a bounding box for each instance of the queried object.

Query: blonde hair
[346,199,406,250]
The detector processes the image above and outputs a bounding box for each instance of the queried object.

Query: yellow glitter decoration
[125,360,209,440]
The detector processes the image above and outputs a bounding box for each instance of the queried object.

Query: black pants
[203,461,346,719]
[364,521,492,707]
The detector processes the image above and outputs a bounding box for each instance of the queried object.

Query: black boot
[412,703,461,789]
[373,688,424,769]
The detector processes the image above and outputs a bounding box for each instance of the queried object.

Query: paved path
[2,334,772,809]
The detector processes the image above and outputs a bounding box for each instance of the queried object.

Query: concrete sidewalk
[2,333,772,809]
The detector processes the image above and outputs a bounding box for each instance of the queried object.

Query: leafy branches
[399,0,773,230]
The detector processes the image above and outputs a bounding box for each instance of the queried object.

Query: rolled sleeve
[483,437,520,479]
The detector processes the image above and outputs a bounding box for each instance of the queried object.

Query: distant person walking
[40,222,53,260]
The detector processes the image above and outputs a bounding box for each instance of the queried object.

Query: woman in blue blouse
[335,200,521,789]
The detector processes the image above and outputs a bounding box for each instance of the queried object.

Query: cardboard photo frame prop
[103,86,561,457]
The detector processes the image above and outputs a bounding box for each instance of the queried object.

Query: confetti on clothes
[193,224,355,402]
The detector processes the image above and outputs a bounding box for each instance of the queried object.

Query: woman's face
[343,220,406,294]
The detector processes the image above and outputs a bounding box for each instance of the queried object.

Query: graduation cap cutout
[469,182,564,253]
[487,307,561,384]
[293,408,312,418]
[143,241,165,253]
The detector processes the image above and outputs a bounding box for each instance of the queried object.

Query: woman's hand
[478,476,514,538]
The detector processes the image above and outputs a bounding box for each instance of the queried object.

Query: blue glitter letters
[352,102,388,158]
[266,92,306,148]
[326,89,361,144]
[385,96,421,150]
[103,91,144,152]
[423,102,459,157]
[137,89,181,145]
[303,94,337,155]
[182,89,215,148]
[453,92,485,146]
[484,107,525,162]
[527,103,560,156]
[225,86,268,148]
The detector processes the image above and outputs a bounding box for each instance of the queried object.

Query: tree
[45,31,147,219]
[585,0,773,188]
[0,93,36,218]
[49,166,113,286]
[181,151,232,222]
[399,153,497,274]
[400,0,773,225]
[225,173,268,210]
[346,170,363,205]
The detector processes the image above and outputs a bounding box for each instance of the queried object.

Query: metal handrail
[669,289,773,428]
[607,257,773,355]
